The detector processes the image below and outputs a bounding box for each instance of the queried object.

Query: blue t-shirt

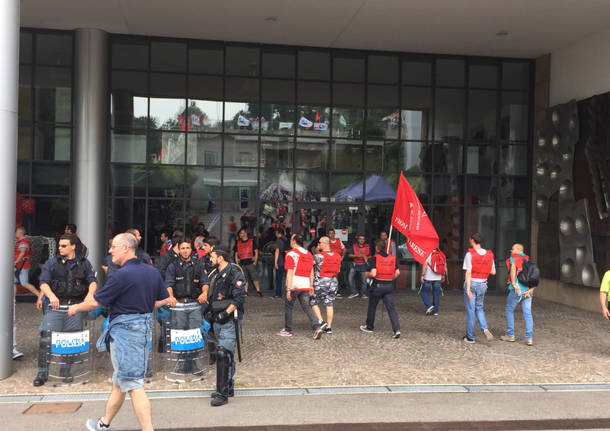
[103,254,119,277]
[95,258,168,321]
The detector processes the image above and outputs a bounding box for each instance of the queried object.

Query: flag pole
[386,225,393,254]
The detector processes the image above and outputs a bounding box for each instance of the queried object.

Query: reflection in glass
[223,134,258,166]
[150,98,186,130]
[187,100,223,132]
[261,169,294,200]
[467,176,496,205]
[432,206,463,259]
[501,145,527,175]
[151,41,186,72]
[189,75,223,101]
[111,129,147,163]
[295,170,329,202]
[466,145,497,175]
[186,200,221,240]
[400,141,429,174]
[366,109,399,139]
[331,139,363,170]
[297,106,330,136]
[226,46,259,76]
[17,162,29,194]
[332,107,363,138]
[401,86,431,109]
[146,199,182,253]
[262,80,295,104]
[224,102,259,134]
[186,133,221,166]
[189,43,223,74]
[223,168,257,201]
[32,163,70,194]
[330,173,363,202]
[433,141,463,174]
[261,136,293,169]
[226,77,259,101]
[185,167,221,200]
[433,176,463,204]
[35,67,72,123]
[501,92,529,141]
[223,201,260,237]
[31,197,70,237]
[19,66,32,123]
[260,104,296,135]
[296,138,328,169]
[148,166,185,198]
[148,131,185,164]
[34,127,70,161]
[365,140,399,172]
[368,85,398,107]
[498,207,529,259]
[402,109,429,141]
[111,94,148,129]
[466,206,496,250]
[468,90,497,140]
[110,164,146,196]
[18,126,31,160]
[150,73,186,98]
[435,89,464,140]
[499,177,529,207]
[112,71,148,94]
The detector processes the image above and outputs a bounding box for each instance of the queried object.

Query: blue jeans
[349,265,367,296]
[505,289,533,339]
[464,281,489,340]
[274,266,285,297]
[420,280,441,313]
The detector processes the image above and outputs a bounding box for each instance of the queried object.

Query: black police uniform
[34,256,96,386]
[207,263,246,406]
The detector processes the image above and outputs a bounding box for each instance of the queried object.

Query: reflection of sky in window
[132,98,243,125]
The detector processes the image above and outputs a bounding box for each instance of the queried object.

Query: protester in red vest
[233,228,262,297]
[379,231,396,256]
[420,247,446,316]
[159,230,172,256]
[462,232,495,344]
[360,239,401,338]
[310,236,341,335]
[277,234,323,339]
[327,229,345,257]
[347,235,370,299]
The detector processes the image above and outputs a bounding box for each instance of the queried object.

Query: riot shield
[163,302,211,383]
[47,306,94,386]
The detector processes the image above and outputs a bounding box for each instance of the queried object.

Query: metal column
[0,0,19,379]
[73,29,108,277]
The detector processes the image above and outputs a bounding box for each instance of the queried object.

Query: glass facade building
[18,30,533,289]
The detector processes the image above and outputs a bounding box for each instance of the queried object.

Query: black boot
[33,331,51,387]
[211,348,231,407]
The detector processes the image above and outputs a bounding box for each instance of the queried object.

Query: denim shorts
[110,340,144,392]
[13,268,29,285]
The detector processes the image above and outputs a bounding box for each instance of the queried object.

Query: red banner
[391,172,438,264]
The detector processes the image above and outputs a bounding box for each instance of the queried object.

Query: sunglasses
[58,244,70,248]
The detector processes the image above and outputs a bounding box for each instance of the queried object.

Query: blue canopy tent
[333,175,396,202]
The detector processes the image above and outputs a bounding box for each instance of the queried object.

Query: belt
[59,298,84,305]
[176,298,197,303]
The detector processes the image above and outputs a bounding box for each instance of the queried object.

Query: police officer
[201,236,220,275]
[156,231,183,279]
[359,239,401,339]
[165,238,210,374]
[34,234,97,386]
[207,245,246,407]
[126,228,152,264]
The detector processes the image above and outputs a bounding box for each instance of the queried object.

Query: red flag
[315,110,320,122]
[391,172,438,264]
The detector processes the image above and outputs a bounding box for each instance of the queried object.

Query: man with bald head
[69,233,169,431]
[500,243,535,346]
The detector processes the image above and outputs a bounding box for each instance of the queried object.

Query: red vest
[375,253,396,281]
[319,252,341,278]
[505,253,529,283]
[468,248,494,279]
[329,238,343,255]
[290,248,313,277]
[352,243,370,265]
[15,238,33,269]
[236,238,254,259]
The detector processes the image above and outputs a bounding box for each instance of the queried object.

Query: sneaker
[12,350,23,360]
[276,328,293,337]
[525,339,533,346]
[500,335,516,342]
[319,320,328,330]
[361,294,368,299]
[348,293,359,299]
[313,327,323,340]
[425,306,434,315]
[86,418,109,431]
[336,293,343,299]
[392,331,401,339]
[483,328,494,341]
[359,325,373,333]
[433,313,439,316]
[323,327,332,334]
[257,291,263,297]
[462,336,475,344]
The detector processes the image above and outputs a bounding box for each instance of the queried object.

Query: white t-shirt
[423,254,442,281]
[463,248,495,282]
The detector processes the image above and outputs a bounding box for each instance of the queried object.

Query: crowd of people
[9,220,610,429]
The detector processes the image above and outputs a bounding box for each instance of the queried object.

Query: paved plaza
[3,290,609,395]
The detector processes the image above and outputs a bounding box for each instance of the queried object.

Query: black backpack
[517,258,540,287]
